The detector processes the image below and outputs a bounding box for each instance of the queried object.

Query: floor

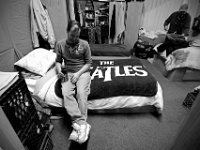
[49,58,200,150]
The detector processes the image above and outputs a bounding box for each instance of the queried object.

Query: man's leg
[61,75,84,123]
[76,72,91,144]
[61,73,91,144]
[76,72,91,121]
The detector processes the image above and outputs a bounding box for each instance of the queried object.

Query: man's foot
[68,123,80,142]
[78,123,91,144]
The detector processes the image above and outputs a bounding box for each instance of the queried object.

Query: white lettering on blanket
[91,61,148,82]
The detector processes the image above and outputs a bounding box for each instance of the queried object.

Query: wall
[0,0,68,72]
[0,0,32,72]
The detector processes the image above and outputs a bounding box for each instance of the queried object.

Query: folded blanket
[89,58,158,100]
[165,46,200,71]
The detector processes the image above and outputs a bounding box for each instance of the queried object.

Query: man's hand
[70,72,80,84]
[164,25,168,31]
[58,72,65,81]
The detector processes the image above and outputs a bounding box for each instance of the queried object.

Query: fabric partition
[124,2,143,50]
[142,0,200,32]
[67,0,76,21]
[0,0,70,72]
[0,0,32,72]
[0,49,17,72]
[109,2,126,44]
[41,0,69,41]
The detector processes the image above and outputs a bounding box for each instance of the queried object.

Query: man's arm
[182,13,191,36]
[164,13,174,31]
[71,41,92,83]
[54,41,65,79]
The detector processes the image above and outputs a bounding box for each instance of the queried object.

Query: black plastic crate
[25,131,53,150]
[0,78,39,139]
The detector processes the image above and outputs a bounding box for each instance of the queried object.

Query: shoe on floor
[77,123,91,144]
[68,123,80,142]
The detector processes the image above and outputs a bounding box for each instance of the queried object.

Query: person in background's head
[179,3,188,12]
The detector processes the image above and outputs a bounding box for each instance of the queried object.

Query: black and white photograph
[0,0,200,150]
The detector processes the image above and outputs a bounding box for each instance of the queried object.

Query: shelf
[85,19,95,22]
[85,10,95,13]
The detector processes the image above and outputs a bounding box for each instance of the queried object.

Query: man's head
[179,3,189,12]
[67,20,81,44]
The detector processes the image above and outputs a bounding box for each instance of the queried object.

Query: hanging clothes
[115,2,126,44]
[30,0,56,49]
[67,0,75,21]
[109,2,126,44]
[74,0,80,23]
[109,3,116,43]
[78,3,84,26]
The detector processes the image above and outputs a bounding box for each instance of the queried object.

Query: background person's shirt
[164,11,191,36]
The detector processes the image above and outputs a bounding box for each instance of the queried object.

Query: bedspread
[89,58,157,100]
[165,46,200,71]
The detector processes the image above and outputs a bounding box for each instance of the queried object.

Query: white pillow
[14,48,56,76]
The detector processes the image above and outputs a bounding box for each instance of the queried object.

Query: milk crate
[0,78,39,140]
[25,131,54,150]
[0,77,53,150]
[182,89,200,110]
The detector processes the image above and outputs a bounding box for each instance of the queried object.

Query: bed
[153,40,200,81]
[14,46,164,114]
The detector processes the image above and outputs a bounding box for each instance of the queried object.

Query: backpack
[131,39,154,59]
[192,16,200,32]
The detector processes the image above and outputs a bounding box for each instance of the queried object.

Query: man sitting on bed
[55,20,92,144]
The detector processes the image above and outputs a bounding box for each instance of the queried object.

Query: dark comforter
[88,58,158,100]
[90,44,130,56]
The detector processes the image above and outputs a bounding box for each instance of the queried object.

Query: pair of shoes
[78,123,91,144]
[69,123,80,142]
[68,122,91,144]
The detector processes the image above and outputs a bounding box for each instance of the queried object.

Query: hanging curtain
[67,0,75,21]
[124,1,143,50]
[141,0,200,32]
[109,2,126,44]
[74,0,80,23]
[109,2,116,43]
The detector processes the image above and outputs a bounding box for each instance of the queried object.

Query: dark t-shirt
[55,39,92,73]
[164,11,191,36]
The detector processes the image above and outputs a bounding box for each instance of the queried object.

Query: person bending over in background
[55,20,92,144]
[157,3,191,56]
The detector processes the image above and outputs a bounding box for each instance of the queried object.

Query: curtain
[109,2,126,44]
[67,0,76,21]
[141,0,200,32]
[124,2,143,50]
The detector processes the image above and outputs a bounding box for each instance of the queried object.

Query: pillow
[14,48,56,76]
